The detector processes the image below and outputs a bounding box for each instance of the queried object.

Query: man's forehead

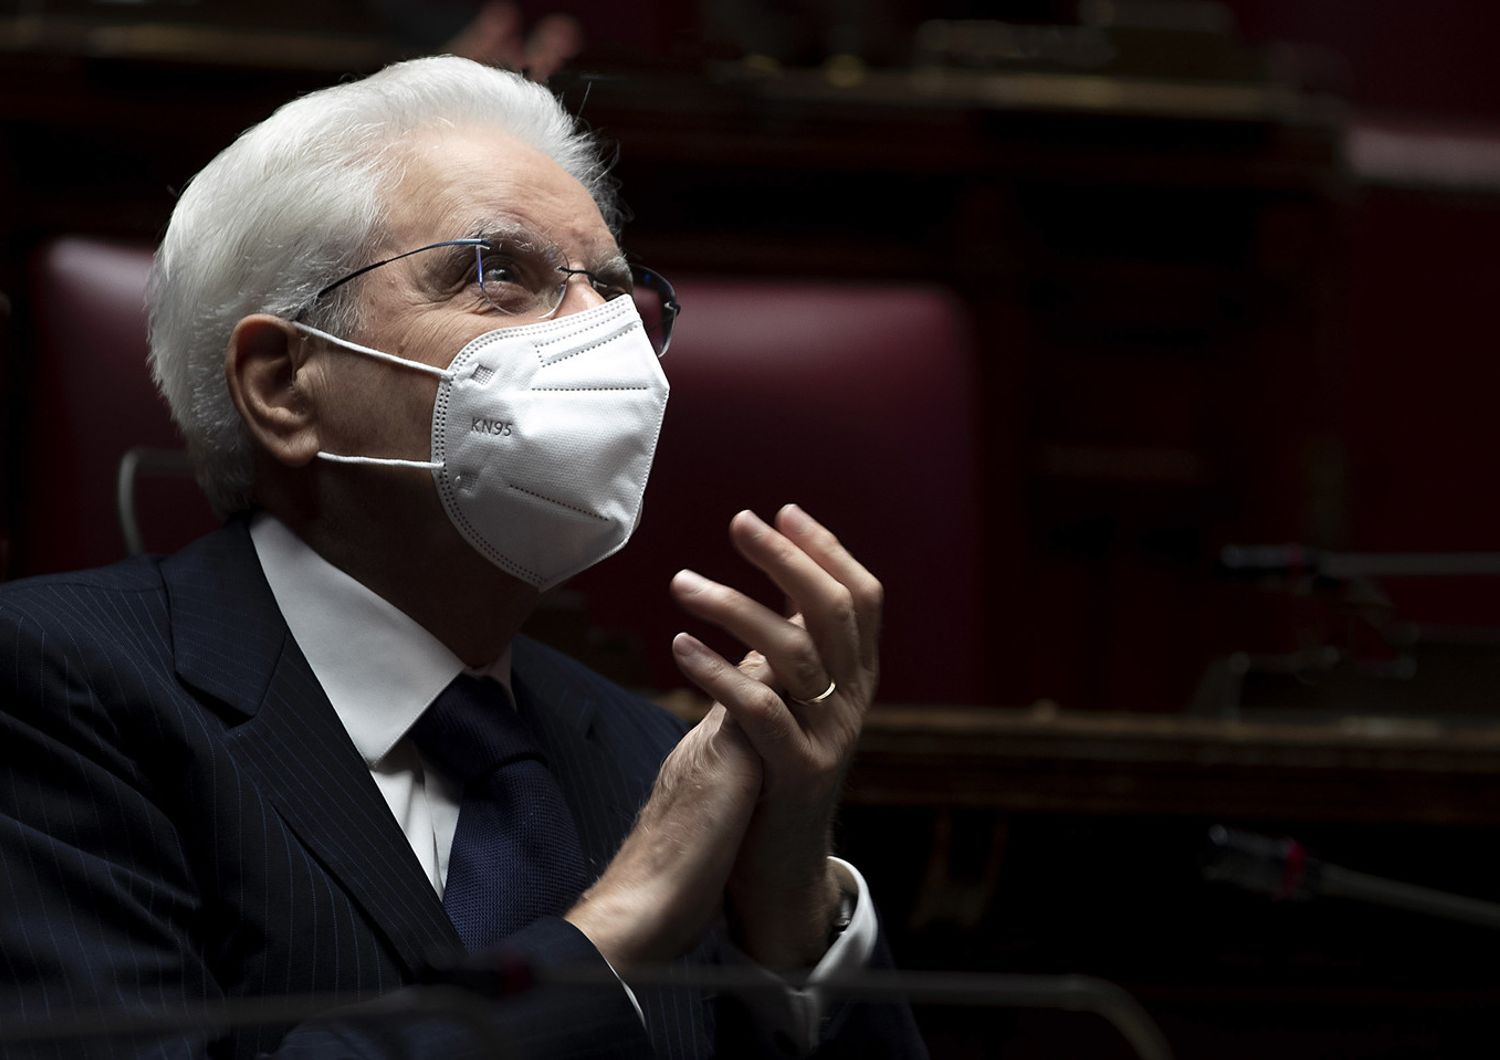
[387,125,615,258]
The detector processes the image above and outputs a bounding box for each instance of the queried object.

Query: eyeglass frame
[302,236,681,356]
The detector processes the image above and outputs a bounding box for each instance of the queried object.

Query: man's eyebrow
[443,214,550,255]
[459,214,627,266]
[596,247,629,270]
[469,220,543,249]
[592,252,633,286]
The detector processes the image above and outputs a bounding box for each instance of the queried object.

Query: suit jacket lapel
[162,521,461,976]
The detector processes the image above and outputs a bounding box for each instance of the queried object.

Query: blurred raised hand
[446,1,583,80]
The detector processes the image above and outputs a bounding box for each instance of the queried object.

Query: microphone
[1219,545,1500,581]
[1203,825,1500,929]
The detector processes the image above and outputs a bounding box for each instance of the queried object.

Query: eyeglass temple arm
[312,238,491,303]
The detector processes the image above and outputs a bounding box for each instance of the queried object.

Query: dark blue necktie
[410,673,588,951]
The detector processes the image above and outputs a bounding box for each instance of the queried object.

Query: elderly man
[0,56,924,1058]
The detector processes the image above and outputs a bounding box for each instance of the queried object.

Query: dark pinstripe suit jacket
[0,521,925,1059]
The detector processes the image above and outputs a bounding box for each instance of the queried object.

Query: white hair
[147,56,617,515]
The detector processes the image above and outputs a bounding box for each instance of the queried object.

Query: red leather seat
[14,238,218,577]
[569,279,989,705]
[14,239,989,704]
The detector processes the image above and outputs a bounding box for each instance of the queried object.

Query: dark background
[5,1,1500,1056]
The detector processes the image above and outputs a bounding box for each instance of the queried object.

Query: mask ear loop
[316,452,443,470]
[292,321,456,470]
[293,322,456,381]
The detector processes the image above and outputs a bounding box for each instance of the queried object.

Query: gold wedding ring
[792,679,838,706]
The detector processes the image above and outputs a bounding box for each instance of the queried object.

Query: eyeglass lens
[473,243,677,357]
[631,268,679,358]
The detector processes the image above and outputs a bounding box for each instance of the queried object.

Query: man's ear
[225,314,320,468]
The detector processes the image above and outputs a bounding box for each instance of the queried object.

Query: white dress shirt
[248,512,875,1050]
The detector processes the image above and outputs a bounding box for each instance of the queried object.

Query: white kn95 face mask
[293,296,669,591]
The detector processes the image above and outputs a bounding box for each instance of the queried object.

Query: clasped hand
[566,505,881,973]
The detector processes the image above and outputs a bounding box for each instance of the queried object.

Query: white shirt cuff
[724,856,878,1054]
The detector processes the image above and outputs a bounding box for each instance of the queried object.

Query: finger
[773,504,882,673]
[726,510,861,682]
[526,14,584,80]
[738,647,775,685]
[720,650,800,734]
[448,1,527,65]
[672,569,834,706]
[672,632,810,764]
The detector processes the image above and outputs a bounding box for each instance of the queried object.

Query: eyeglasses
[307,233,681,357]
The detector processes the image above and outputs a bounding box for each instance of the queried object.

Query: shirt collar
[248,512,513,767]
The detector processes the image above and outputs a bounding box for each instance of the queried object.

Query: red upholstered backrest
[567,279,989,706]
[16,238,218,576]
[16,241,989,703]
